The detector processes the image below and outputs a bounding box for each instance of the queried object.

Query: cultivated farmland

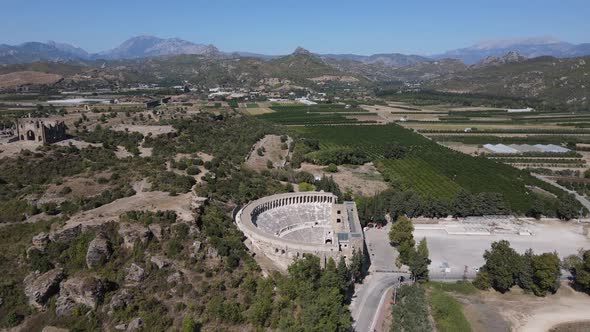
[257,104,377,125]
[294,124,565,212]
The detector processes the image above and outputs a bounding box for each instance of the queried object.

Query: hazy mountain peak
[46,40,89,58]
[293,47,312,55]
[475,51,527,67]
[98,35,219,59]
[473,36,563,50]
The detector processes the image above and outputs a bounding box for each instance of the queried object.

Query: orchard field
[294,124,565,212]
[257,104,377,125]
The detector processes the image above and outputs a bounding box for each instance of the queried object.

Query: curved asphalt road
[351,272,405,332]
[533,174,590,211]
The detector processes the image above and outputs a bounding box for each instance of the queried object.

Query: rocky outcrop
[107,289,133,316]
[56,275,105,316]
[125,263,146,283]
[86,232,112,268]
[147,223,166,241]
[207,247,219,259]
[115,323,127,330]
[127,317,143,331]
[32,232,50,250]
[24,268,65,309]
[167,271,183,284]
[474,51,527,68]
[49,225,81,243]
[150,255,171,269]
[190,240,202,258]
[118,223,151,249]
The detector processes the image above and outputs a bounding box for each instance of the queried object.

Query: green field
[246,103,258,108]
[257,104,376,125]
[377,158,461,199]
[294,124,565,212]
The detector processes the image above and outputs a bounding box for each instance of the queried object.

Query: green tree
[383,143,407,159]
[518,249,535,292]
[472,271,491,290]
[336,256,350,293]
[571,250,590,293]
[481,240,522,293]
[402,191,422,218]
[389,216,415,266]
[451,189,473,218]
[388,216,415,246]
[350,249,364,283]
[325,163,338,173]
[557,194,579,220]
[409,238,431,282]
[530,252,561,296]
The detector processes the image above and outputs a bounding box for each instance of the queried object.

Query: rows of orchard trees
[356,187,582,226]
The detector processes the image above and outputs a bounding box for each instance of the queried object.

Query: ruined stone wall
[16,119,67,144]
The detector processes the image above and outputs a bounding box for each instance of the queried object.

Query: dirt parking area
[299,162,389,196]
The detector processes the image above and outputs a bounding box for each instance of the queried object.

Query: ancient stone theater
[235,192,364,269]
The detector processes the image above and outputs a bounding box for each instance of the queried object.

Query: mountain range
[1,35,590,66]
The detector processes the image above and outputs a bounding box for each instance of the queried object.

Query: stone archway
[26,130,35,141]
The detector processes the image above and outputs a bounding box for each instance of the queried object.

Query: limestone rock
[55,295,76,317]
[86,232,112,268]
[150,255,171,269]
[127,317,143,331]
[107,289,132,316]
[125,263,146,283]
[118,223,151,249]
[49,225,81,243]
[167,271,183,284]
[24,268,65,309]
[32,232,50,249]
[190,240,202,258]
[56,275,105,316]
[207,246,219,259]
[115,323,127,330]
[147,223,166,241]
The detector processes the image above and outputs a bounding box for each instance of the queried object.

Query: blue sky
[1,0,588,55]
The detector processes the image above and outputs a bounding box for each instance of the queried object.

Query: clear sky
[1,0,588,55]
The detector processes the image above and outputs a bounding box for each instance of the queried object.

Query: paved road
[352,225,410,332]
[351,272,407,332]
[533,174,590,211]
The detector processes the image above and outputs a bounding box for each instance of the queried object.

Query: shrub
[472,272,491,290]
[60,186,73,195]
[28,248,53,273]
[324,163,338,173]
[186,166,201,176]
[298,182,314,191]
